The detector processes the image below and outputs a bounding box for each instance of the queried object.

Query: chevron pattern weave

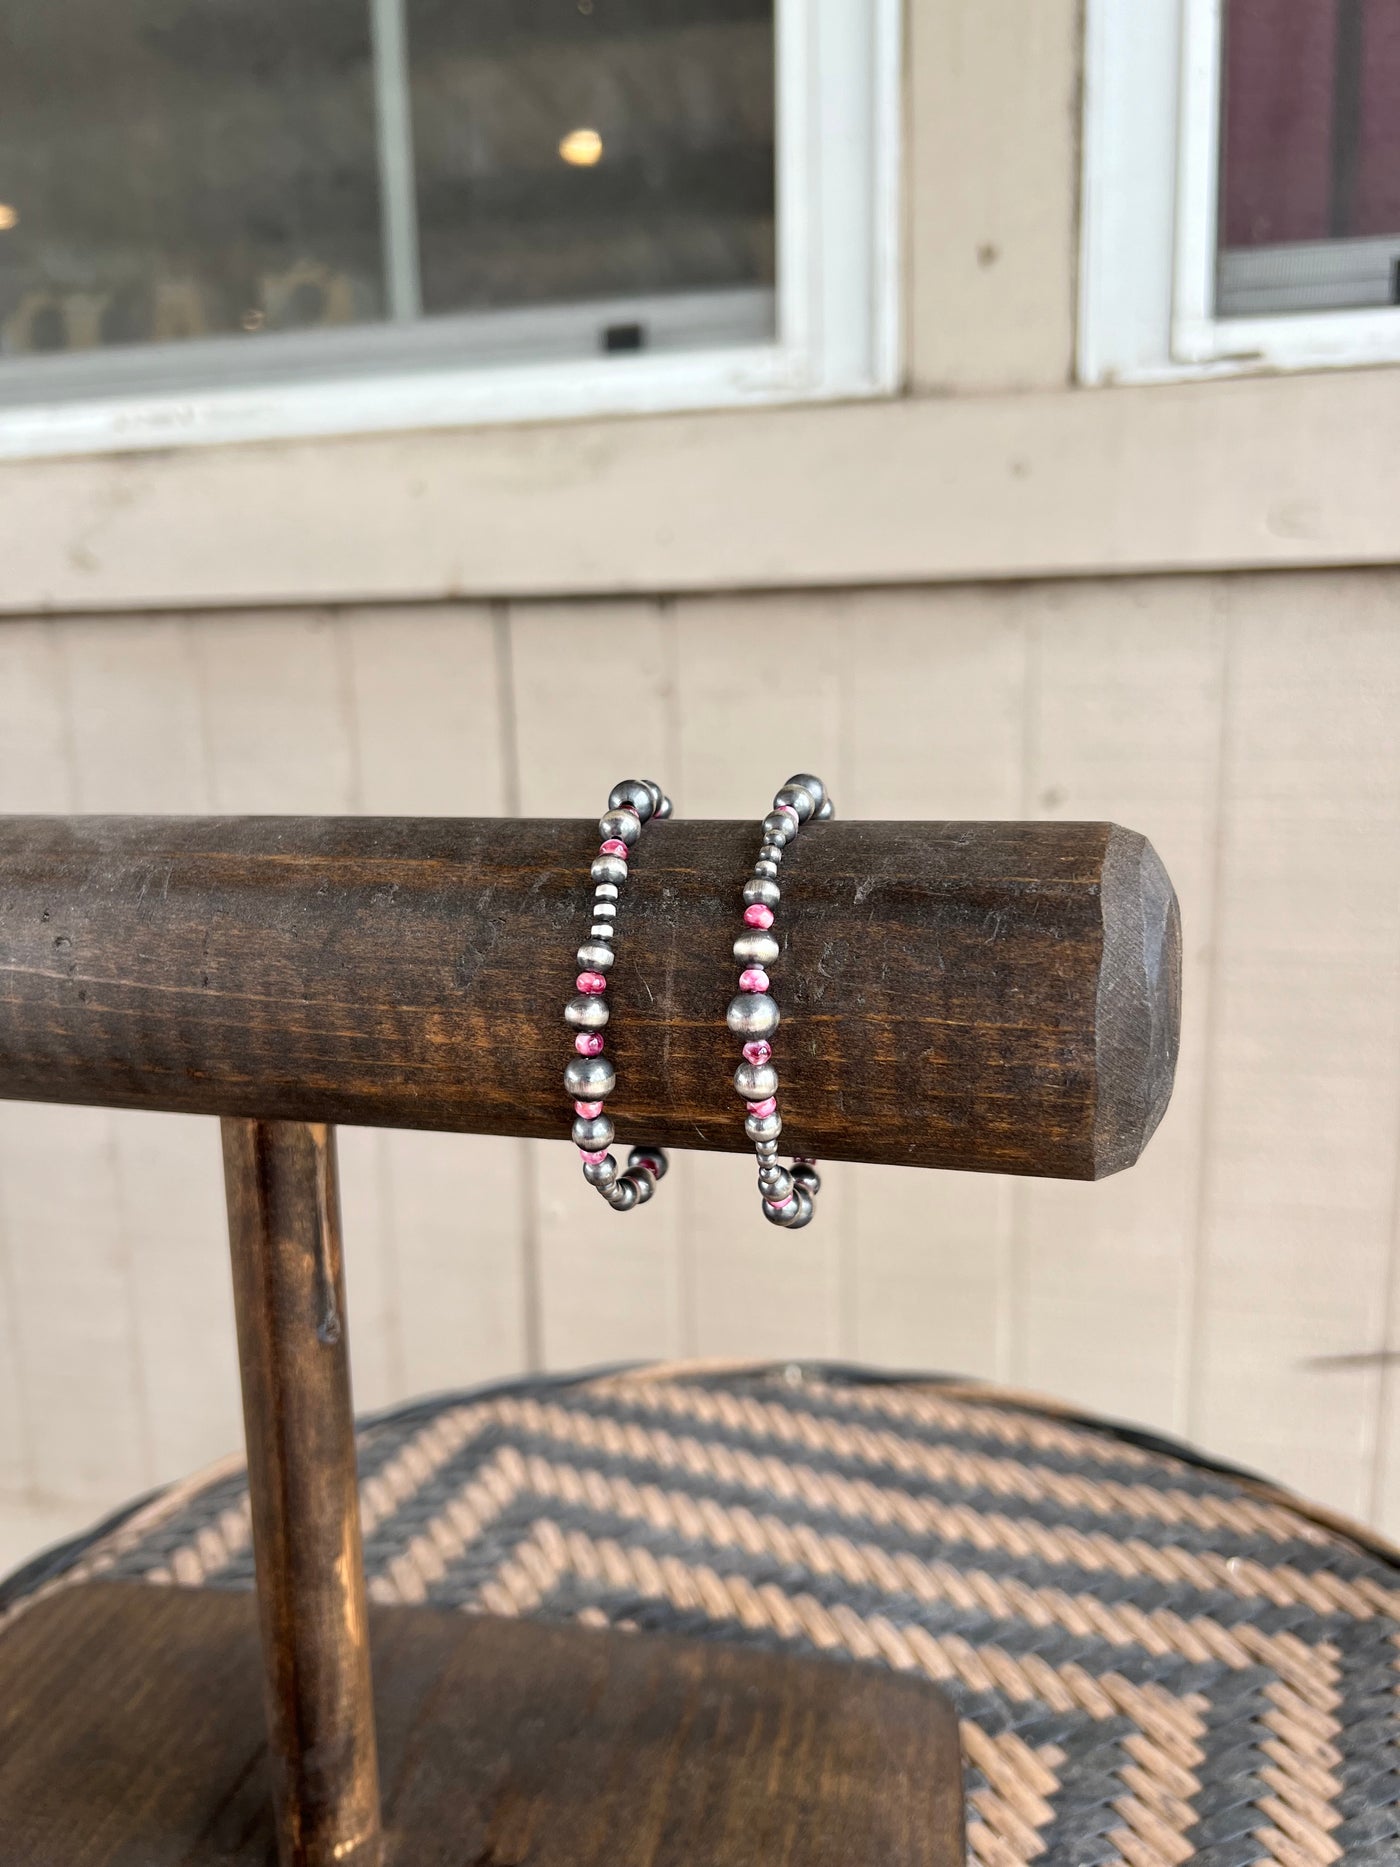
[6,1362,1400,1866]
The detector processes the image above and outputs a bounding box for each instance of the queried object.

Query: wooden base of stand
[0,1582,965,1867]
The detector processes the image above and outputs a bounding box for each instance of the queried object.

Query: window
[0,0,898,457]
[1080,0,1400,383]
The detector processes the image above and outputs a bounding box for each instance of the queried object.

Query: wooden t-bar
[0,815,1179,1179]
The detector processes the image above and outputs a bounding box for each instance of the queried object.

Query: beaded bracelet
[563,778,672,1212]
[725,772,834,1228]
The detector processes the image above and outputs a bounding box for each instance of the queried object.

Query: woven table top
[5,1360,1399,1866]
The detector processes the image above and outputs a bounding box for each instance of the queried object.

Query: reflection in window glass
[0,0,775,368]
[1218,0,1400,315]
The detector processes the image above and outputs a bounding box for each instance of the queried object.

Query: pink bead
[576,971,608,995]
[744,903,775,929]
[599,839,630,859]
[575,1032,605,1056]
[738,967,770,993]
[574,1100,603,1118]
[579,1148,610,1165]
[747,1095,778,1119]
[742,1040,772,1065]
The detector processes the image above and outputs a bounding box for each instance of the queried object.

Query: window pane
[407,0,775,322]
[1218,0,1400,315]
[0,2,383,358]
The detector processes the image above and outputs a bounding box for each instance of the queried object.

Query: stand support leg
[222,1119,382,1867]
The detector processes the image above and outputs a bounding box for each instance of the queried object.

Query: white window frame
[1080,0,1400,386]
[0,0,901,460]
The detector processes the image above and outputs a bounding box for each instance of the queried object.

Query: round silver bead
[607,1176,639,1211]
[763,1194,799,1228]
[762,813,795,846]
[774,784,814,823]
[754,858,779,880]
[565,994,609,1030]
[758,1164,792,1195]
[591,854,628,887]
[565,1054,616,1100]
[790,1163,822,1196]
[583,1153,618,1187]
[758,844,785,867]
[573,1112,615,1150]
[786,1184,816,1229]
[598,808,641,847]
[746,1109,782,1144]
[786,773,827,812]
[743,877,781,910]
[628,1169,656,1206]
[734,1060,779,1100]
[577,941,615,972]
[814,798,835,822]
[628,1146,669,1181]
[648,783,673,820]
[733,930,780,967]
[594,881,620,902]
[727,992,780,1038]
[754,1137,780,1159]
[608,779,655,822]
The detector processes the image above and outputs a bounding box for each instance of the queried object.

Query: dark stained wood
[223,1120,381,1867]
[0,814,1179,1179]
[0,1581,966,1867]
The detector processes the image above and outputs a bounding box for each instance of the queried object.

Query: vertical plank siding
[1,572,1399,1560]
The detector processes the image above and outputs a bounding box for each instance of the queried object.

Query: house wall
[3,3,1400,1568]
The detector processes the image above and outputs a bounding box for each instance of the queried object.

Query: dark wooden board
[0,1582,965,1867]
[0,814,1180,1177]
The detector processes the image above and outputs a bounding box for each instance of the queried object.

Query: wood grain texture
[223,1120,381,1867]
[0,814,1180,1179]
[0,1581,965,1867]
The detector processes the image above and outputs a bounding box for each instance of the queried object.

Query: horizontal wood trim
[2,368,1400,614]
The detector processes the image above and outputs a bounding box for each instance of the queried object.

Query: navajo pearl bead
[583,1154,618,1187]
[574,1100,603,1119]
[575,1031,605,1055]
[787,772,827,812]
[734,930,779,966]
[577,941,614,971]
[738,967,770,993]
[746,1095,778,1119]
[735,1061,778,1099]
[607,780,654,822]
[565,994,609,1029]
[744,903,775,929]
[573,1112,615,1149]
[599,839,630,859]
[591,854,627,886]
[576,971,608,995]
[743,1040,773,1065]
[727,992,780,1038]
[564,1054,615,1099]
[773,784,814,823]
[743,877,781,909]
[598,808,642,846]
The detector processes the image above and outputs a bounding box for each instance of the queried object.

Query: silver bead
[754,1137,780,1159]
[629,1169,656,1205]
[646,781,673,820]
[746,1109,782,1144]
[763,1193,799,1228]
[589,923,615,942]
[592,899,618,920]
[598,808,641,847]
[786,1184,816,1229]
[762,813,795,846]
[577,941,615,972]
[565,994,609,1030]
[628,1146,669,1180]
[814,797,835,822]
[786,773,827,812]
[727,992,780,1038]
[754,858,779,880]
[791,1163,822,1196]
[743,877,781,909]
[608,779,655,822]
[733,930,780,967]
[774,784,814,823]
[759,1167,793,1201]
[734,1061,779,1100]
[565,1054,616,1100]
[583,1153,618,1187]
[594,882,620,902]
[758,843,785,866]
[573,1112,615,1149]
[591,854,628,887]
[607,1176,639,1211]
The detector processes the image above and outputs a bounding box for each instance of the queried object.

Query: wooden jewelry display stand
[0,815,1179,1866]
